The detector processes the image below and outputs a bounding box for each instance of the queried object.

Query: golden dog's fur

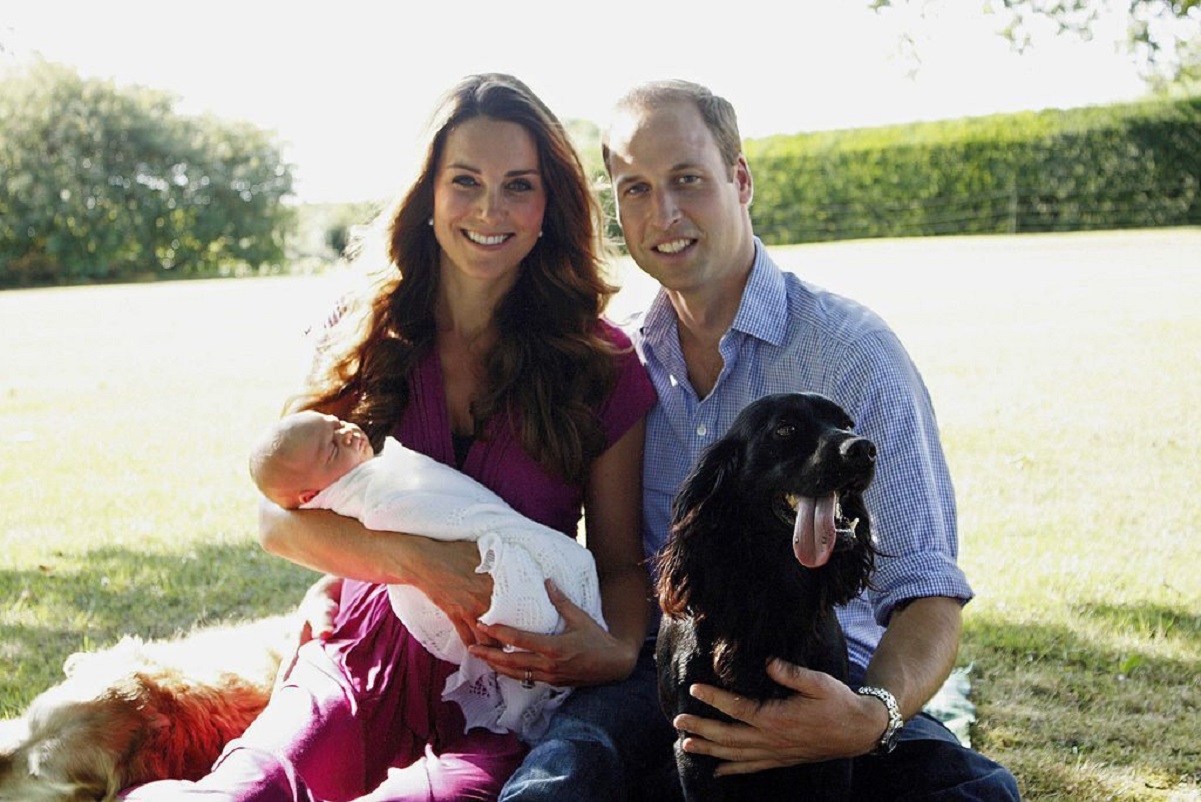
[0,616,295,802]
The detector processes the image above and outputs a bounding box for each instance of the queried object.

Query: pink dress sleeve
[594,319,656,448]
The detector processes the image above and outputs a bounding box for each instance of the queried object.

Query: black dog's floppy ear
[658,437,744,618]
[670,437,743,530]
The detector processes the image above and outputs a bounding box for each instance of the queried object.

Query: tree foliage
[0,59,295,287]
[871,0,1201,89]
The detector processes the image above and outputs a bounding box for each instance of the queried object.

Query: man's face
[607,100,754,296]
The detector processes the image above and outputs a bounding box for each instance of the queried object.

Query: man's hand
[672,659,885,776]
[467,580,638,688]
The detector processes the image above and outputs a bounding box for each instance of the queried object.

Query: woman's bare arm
[259,501,493,645]
[581,417,654,663]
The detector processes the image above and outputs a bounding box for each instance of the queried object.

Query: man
[601,79,1020,799]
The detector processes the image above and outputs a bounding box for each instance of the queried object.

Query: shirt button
[696,424,708,437]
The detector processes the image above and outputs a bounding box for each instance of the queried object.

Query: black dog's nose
[841,437,877,465]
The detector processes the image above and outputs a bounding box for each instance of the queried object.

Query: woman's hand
[406,537,497,647]
[276,573,343,689]
[473,419,652,689]
[259,501,495,647]
[296,573,343,643]
[467,579,638,687]
[301,538,496,649]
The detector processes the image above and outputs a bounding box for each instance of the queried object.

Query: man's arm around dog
[672,596,962,775]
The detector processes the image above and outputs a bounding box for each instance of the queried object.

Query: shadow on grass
[0,541,314,713]
[1076,601,1201,650]
[964,608,1201,800]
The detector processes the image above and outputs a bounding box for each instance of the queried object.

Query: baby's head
[249,410,375,508]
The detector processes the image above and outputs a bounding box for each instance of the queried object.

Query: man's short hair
[604,79,743,173]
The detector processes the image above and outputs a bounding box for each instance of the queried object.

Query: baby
[249,410,376,509]
[248,410,607,741]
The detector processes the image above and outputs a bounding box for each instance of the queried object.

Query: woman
[124,73,656,801]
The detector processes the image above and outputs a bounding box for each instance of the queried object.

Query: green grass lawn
[3,229,1199,800]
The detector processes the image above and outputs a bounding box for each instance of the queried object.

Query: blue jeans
[500,650,1020,801]
[498,643,676,802]
[846,663,1020,801]
[846,712,1021,800]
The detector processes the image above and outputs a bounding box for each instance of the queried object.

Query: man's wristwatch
[857,685,903,756]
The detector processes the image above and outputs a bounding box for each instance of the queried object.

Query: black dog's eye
[773,423,796,439]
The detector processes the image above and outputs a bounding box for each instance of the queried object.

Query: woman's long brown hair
[295,73,618,483]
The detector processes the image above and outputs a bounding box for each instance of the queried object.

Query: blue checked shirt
[635,239,972,672]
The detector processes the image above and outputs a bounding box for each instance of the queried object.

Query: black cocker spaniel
[655,392,879,801]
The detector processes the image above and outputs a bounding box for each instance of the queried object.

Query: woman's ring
[521,669,535,689]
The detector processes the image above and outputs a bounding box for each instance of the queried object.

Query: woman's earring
[428,218,434,226]
[538,230,543,238]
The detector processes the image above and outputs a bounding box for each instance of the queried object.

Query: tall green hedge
[744,96,1201,244]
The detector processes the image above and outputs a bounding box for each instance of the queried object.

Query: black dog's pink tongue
[793,493,837,568]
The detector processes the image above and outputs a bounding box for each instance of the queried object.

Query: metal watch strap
[857,685,903,755]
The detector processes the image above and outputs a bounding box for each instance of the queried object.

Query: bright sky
[3,0,1149,203]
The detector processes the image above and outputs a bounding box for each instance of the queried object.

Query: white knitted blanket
[303,437,606,741]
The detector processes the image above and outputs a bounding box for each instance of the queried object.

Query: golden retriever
[0,616,295,802]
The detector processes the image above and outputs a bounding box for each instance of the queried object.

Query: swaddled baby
[249,410,606,740]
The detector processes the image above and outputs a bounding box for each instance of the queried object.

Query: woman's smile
[432,117,546,285]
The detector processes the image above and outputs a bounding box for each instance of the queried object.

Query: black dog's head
[657,392,878,622]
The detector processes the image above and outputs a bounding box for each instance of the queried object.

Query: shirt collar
[639,238,788,350]
[730,238,788,346]
[640,287,677,354]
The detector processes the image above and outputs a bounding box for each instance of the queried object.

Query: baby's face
[292,412,374,494]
